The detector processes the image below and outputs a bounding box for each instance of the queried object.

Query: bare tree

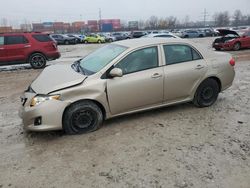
[233,10,243,26]
[167,16,177,29]
[0,18,8,26]
[148,16,159,29]
[214,11,230,27]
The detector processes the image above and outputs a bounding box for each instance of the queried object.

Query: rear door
[0,35,8,62]
[162,44,207,103]
[4,35,30,62]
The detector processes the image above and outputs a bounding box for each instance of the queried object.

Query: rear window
[32,34,53,42]
[5,35,28,45]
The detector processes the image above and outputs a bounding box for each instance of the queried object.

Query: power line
[202,9,209,27]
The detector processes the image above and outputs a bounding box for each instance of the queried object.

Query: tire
[193,78,219,108]
[215,48,221,51]
[97,40,102,44]
[83,40,88,44]
[184,35,189,38]
[199,34,204,38]
[233,42,241,51]
[65,40,70,45]
[29,53,47,69]
[108,38,113,42]
[63,101,103,135]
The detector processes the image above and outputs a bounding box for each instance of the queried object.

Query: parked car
[50,34,77,45]
[83,34,105,43]
[0,32,60,69]
[181,30,205,38]
[67,34,85,43]
[20,38,235,134]
[98,33,116,42]
[131,31,147,38]
[142,33,180,38]
[112,32,130,41]
[213,29,250,51]
[202,28,218,37]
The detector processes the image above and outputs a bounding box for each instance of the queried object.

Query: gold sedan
[19,38,235,134]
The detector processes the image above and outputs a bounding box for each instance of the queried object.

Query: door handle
[24,45,31,48]
[195,65,205,70]
[151,73,162,78]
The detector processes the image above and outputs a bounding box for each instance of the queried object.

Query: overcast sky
[1,0,250,26]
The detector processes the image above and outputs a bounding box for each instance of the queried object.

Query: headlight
[30,94,60,107]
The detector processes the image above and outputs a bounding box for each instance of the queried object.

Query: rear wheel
[108,38,113,42]
[233,42,241,51]
[193,79,219,107]
[63,101,103,135]
[29,53,47,69]
[83,40,88,44]
[65,40,70,45]
[97,40,102,44]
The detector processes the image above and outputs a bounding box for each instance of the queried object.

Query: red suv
[0,32,60,69]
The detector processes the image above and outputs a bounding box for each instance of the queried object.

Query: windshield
[79,44,127,75]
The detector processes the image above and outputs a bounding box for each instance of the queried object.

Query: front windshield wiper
[71,59,86,75]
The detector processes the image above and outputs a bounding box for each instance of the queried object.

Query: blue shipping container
[101,23,113,32]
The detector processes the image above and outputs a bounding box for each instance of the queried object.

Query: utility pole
[203,9,209,27]
[99,8,102,32]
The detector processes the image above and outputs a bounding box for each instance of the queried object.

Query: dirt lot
[0,38,250,188]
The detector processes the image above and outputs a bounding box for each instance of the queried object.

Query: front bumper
[213,42,233,50]
[19,92,70,132]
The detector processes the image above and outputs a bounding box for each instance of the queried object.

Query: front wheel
[63,101,103,135]
[29,53,47,69]
[97,40,102,44]
[233,42,241,51]
[193,79,219,107]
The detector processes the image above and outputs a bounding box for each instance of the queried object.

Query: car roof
[114,38,183,48]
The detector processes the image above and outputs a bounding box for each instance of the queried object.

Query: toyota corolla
[19,38,235,134]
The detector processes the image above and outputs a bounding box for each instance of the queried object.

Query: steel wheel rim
[71,109,97,131]
[201,86,214,100]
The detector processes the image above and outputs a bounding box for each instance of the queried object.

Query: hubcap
[31,55,45,67]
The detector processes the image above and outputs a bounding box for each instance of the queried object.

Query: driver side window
[115,47,158,75]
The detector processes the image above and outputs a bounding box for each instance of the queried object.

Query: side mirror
[109,68,123,78]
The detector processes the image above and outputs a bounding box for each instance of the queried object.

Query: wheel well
[207,77,222,92]
[63,99,106,120]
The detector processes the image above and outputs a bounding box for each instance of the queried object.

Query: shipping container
[101,23,113,32]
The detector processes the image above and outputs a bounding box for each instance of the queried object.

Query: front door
[107,46,164,115]
[162,44,207,102]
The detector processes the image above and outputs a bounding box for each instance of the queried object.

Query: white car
[142,33,180,39]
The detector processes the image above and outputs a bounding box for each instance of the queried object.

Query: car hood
[31,64,86,94]
[217,29,239,36]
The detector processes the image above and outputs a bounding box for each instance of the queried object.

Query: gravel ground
[0,38,250,188]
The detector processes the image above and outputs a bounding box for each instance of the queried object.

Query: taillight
[229,58,235,66]
[52,43,57,49]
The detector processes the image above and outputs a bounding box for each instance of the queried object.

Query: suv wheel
[29,53,47,69]
[65,40,70,45]
[193,79,219,107]
[63,101,103,135]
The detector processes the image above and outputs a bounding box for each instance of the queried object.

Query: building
[72,21,85,33]
[0,26,13,33]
